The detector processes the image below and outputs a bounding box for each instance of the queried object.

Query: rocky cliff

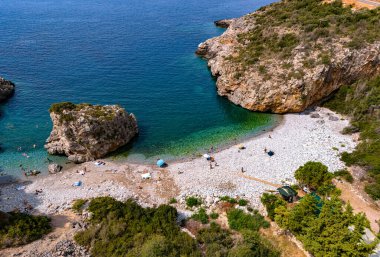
[196,0,380,113]
[45,103,138,163]
[0,77,15,102]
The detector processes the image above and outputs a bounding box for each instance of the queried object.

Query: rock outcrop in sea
[45,103,138,163]
[0,77,15,102]
[196,1,380,113]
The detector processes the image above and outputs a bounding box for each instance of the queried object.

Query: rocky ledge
[45,102,138,163]
[196,0,380,113]
[0,77,15,102]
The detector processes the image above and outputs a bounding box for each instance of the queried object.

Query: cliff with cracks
[45,102,138,163]
[196,0,380,113]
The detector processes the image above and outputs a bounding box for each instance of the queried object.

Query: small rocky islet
[44,102,138,163]
[0,77,15,103]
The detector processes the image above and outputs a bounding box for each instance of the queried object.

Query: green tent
[277,186,298,202]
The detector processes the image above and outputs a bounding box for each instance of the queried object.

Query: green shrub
[72,199,87,214]
[227,209,269,231]
[169,198,177,204]
[191,208,209,224]
[186,196,202,208]
[260,193,287,221]
[294,161,333,190]
[49,102,76,114]
[238,199,248,206]
[324,76,380,200]
[197,222,234,256]
[333,169,354,183]
[210,213,219,219]
[0,212,51,249]
[75,197,200,256]
[220,196,237,204]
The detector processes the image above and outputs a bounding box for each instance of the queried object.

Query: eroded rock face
[197,14,380,113]
[45,103,138,163]
[0,77,15,102]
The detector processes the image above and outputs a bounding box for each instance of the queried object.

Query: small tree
[294,161,332,190]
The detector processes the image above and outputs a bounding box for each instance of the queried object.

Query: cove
[0,0,278,179]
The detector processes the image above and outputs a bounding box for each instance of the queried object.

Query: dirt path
[335,181,380,233]
[237,173,282,188]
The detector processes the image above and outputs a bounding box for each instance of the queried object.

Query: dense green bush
[333,169,354,183]
[0,212,51,248]
[274,197,376,257]
[210,212,219,219]
[220,196,237,204]
[75,197,200,256]
[227,208,269,231]
[294,161,332,190]
[324,76,380,199]
[196,222,279,257]
[72,199,87,214]
[238,199,248,206]
[191,208,209,224]
[75,197,281,256]
[186,197,202,208]
[260,193,286,221]
[197,222,234,256]
[228,230,280,257]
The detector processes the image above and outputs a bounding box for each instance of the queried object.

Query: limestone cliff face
[0,77,15,102]
[196,11,380,113]
[45,103,138,163]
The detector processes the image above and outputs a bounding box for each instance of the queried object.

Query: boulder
[329,116,339,121]
[48,163,63,174]
[0,77,15,102]
[310,113,320,118]
[45,103,138,163]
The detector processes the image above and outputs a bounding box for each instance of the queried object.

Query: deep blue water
[0,0,277,179]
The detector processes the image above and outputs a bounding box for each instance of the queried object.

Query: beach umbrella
[157,159,165,167]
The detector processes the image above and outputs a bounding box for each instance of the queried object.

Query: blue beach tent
[157,159,165,167]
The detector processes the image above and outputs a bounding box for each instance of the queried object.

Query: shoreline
[0,107,357,215]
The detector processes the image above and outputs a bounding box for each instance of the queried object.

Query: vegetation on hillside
[49,102,118,123]
[261,162,377,257]
[231,0,380,71]
[0,211,51,249]
[74,197,280,256]
[324,76,380,199]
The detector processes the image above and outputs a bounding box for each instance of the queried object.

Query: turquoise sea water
[0,0,278,180]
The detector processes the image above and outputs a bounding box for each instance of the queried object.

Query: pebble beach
[0,107,357,214]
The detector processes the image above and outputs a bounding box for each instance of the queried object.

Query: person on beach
[264,147,267,153]
[209,163,213,170]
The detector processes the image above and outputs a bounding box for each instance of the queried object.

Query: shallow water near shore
[0,0,278,180]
